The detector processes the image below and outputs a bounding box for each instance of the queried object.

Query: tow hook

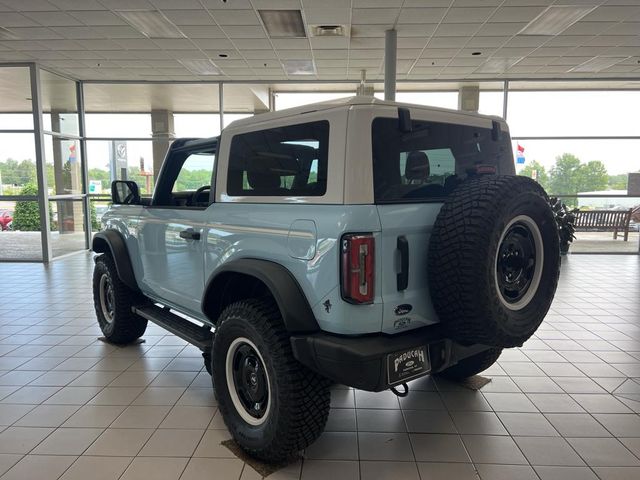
[390,382,409,397]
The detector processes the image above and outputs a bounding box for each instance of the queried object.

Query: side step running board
[132,305,213,351]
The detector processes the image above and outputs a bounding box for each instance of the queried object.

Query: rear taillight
[341,234,375,304]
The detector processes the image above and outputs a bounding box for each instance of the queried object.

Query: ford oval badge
[394,304,412,316]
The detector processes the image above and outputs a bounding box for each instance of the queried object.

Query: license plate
[387,346,429,385]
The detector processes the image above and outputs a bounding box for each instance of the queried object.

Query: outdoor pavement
[0,253,638,479]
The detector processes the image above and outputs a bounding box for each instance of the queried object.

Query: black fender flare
[92,230,139,291]
[202,258,319,333]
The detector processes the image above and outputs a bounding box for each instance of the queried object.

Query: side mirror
[111,180,140,205]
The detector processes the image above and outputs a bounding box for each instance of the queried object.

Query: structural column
[384,29,397,101]
[151,110,175,184]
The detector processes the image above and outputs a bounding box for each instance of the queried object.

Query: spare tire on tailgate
[427,175,560,348]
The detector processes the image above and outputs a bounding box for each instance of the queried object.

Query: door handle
[179,228,201,241]
[397,235,409,291]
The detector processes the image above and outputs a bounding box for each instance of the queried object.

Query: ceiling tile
[309,36,349,49]
[398,37,428,48]
[179,25,225,38]
[475,22,527,36]
[240,49,278,59]
[96,0,153,8]
[465,36,510,47]
[350,37,384,48]
[191,38,234,50]
[562,22,617,36]
[397,8,447,24]
[442,7,495,24]
[201,0,253,8]
[277,49,312,59]
[271,38,309,49]
[0,39,47,50]
[51,26,107,39]
[350,24,386,37]
[396,24,437,37]
[489,6,546,23]
[428,36,469,48]
[352,8,399,25]
[39,38,83,49]
[22,11,78,26]
[48,0,104,10]
[163,9,215,26]
[94,26,145,38]
[0,12,40,26]
[232,38,273,49]
[222,25,266,38]
[434,23,482,37]
[582,5,640,21]
[1,0,58,11]
[153,38,199,49]
[79,39,127,50]
[347,49,383,59]
[8,26,62,39]
[68,10,125,26]
[113,38,158,49]
[304,8,350,24]
[209,9,260,26]
[150,0,203,9]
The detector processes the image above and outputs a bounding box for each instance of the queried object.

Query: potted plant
[549,197,578,255]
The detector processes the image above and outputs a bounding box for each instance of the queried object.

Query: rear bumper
[290,325,490,392]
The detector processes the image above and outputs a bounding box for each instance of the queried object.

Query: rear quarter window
[372,117,513,203]
[227,120,329,197]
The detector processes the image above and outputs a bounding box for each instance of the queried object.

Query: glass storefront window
[86,140,156,195]
[44,135,82,196]
[507,90,640,137]
[86,114,152,138]
[49,199,86,258]
[40,69,79,136]
[0,67,33,130]
[479,91,504,117]
[174,114,221,138]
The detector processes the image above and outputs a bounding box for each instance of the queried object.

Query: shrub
[12,183,53,231]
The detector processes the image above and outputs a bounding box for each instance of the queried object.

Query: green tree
[608,173,628,191]
[518,160,549,190]
[577,160,608,193]
[0,159,36,186]
[11,183,52,231]
[548,154,609,207]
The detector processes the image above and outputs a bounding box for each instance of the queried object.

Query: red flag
[517,143,525,154]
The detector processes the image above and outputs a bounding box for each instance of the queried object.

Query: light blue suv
[92,97,560,462]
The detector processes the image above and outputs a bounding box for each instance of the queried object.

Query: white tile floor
[0,253,639,480]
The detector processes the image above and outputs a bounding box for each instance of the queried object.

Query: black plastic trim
[290,326,489,391]
[202,258,319,333]
[91,230,139,291]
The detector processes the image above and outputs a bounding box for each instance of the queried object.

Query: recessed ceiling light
[259,10,306,38]
[116,10,184,39]
[518,5,596,36]
[570,56,629,73]
[179,59,222,75]
[283,59,315,75]
[0,27,19,40]
[472,51,482,56]
[218,53,228,58]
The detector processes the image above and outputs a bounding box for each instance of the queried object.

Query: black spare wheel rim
[226,337,271,425]
[495,215,543,311]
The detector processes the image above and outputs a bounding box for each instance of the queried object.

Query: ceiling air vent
[311,25,348,37]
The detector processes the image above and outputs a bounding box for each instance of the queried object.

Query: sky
[1,90,638,187]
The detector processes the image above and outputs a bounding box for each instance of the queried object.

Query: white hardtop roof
[226,95,504,130]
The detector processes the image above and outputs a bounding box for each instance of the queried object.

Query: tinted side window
[372,117,513,203]
[227,121,329,197]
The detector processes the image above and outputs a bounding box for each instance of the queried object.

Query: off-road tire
[428,175,560,348]
[92,253,148,344]
[212,298,331,463]
[202,350,212,375]
[436,348,503,381]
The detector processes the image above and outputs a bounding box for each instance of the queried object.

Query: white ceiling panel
[0,1,638,82]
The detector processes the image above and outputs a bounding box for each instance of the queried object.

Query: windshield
[372,116,513,203]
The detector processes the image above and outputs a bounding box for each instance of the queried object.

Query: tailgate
[376,203,443,334]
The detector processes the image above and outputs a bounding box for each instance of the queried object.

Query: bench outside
[574,209,633,241]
